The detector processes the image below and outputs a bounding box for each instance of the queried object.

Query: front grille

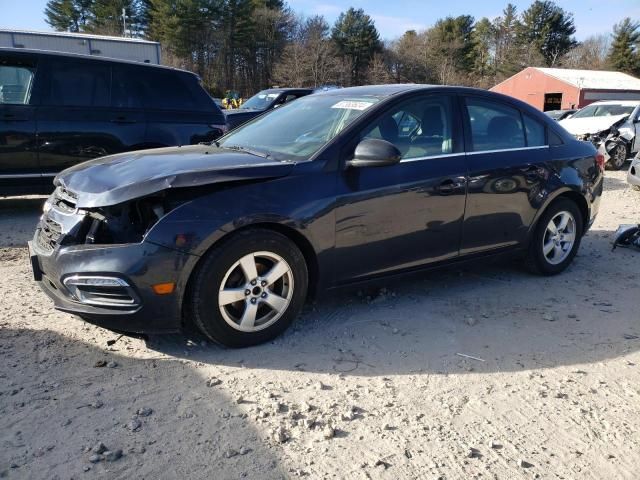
[36,216,63,252]
[51,186,78,214]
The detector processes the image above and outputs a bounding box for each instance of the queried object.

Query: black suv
[0,48,226,195]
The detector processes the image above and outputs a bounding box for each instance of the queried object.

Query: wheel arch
[180,222,320,325]
[529,188,590,241]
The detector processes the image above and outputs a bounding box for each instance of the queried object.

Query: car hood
[225,108,264,116]
[559,114,628,135]
[55,144,295,208]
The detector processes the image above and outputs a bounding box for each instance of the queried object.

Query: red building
[490,67,640,111]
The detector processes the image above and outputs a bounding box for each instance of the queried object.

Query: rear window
[465,98,525,152]
[45,60,110,107]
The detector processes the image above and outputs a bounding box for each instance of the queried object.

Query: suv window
[138,69,203,111]
[362,96,454,160]
[45,60,110,107]
[111,65,142,109]
[0,62,35,105]
[465,98,525,152]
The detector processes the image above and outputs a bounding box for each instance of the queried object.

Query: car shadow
[603,171,633,192]
[147,228,640,376]
[0,327,287,479]
[0,197,45,247]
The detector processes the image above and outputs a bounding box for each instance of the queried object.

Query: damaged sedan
[560,100,640,170]
[30,85,603,347]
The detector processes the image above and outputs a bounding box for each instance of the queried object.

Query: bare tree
[561,35,611,69]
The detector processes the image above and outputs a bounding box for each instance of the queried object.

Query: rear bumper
[31,238,193,334]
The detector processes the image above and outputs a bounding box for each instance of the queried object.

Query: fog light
[152,282,175,295]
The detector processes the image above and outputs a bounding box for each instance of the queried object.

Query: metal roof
[534,68,640,91]
[0,29,159,45]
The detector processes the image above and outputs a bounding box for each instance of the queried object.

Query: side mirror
[347,138,402,168]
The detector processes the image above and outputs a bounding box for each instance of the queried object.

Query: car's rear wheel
[525,199,583,275]
[189,229,308,348]
[606,143,627,170]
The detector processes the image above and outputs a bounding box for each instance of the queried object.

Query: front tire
[189,229,308,348]
[525,199,583,275]
[606,143,627,170]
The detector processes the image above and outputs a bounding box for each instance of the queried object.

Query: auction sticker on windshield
[331,100,375,111]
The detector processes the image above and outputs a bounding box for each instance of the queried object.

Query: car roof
[587,100,640,106]
[260,88,313,94]
[0,47,195,75]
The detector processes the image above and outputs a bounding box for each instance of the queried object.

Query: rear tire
[188,229,308,348]
[525,198,583,275]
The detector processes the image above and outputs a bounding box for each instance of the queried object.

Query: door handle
[437,179,463,195]
[2,113,27,122]
[110,116,137,124]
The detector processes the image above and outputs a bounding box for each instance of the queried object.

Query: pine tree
[331,8,382,85]
[44,0,94,32]
[607,18,640,76]
[519,0,577,67]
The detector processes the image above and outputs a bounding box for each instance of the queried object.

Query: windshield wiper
[222,144,271,159]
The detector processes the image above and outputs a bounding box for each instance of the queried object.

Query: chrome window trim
[399,145,549,163]
[0,173,43,179]
[466,145,549,156]
[400,152,465,163]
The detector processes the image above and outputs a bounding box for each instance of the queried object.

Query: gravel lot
[1,171,639,480]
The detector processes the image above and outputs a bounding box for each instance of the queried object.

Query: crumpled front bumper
[30,237,194,334]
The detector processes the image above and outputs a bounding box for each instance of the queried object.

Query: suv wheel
[525,199,583,275]
[189,229,308,348]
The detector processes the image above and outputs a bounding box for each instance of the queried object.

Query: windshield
[219,94,381,160]
[571,104,636,119]
[240,90,280,110]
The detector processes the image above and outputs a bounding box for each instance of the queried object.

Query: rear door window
[44,60,110,107]
[465,98,525,152]
[523,114,546,147]
[111,65,143,109]
[0,60,35,105]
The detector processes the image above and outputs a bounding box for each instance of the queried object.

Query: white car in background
[560,100,640,170]
[628,153,640,190]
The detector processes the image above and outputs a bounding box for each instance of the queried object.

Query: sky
[2,0,640,42]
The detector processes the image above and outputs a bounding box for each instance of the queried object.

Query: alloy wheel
[542,211,576,265]
[611,144,627,169]
[218,251,294,332]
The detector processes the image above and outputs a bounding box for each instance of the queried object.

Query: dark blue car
[30,85,604,347]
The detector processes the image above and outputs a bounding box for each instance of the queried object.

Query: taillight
[595,153,605,171]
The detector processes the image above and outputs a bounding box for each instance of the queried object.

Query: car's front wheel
[606,143,627,170]
[189,229,308,348]
[525,199,583,275]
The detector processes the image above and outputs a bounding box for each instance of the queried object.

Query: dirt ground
[1,171,639,480]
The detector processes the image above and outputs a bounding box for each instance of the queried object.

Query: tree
[607,18,640,75]
[87,0,147,36]
[471,17,495,87]
[562,35,610,70]
[428,15,476,84]
[273,15,342,87]
[331,8,382,85]
[519,1,577,67]
[493,4,521,80]
[44,0,94,32]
